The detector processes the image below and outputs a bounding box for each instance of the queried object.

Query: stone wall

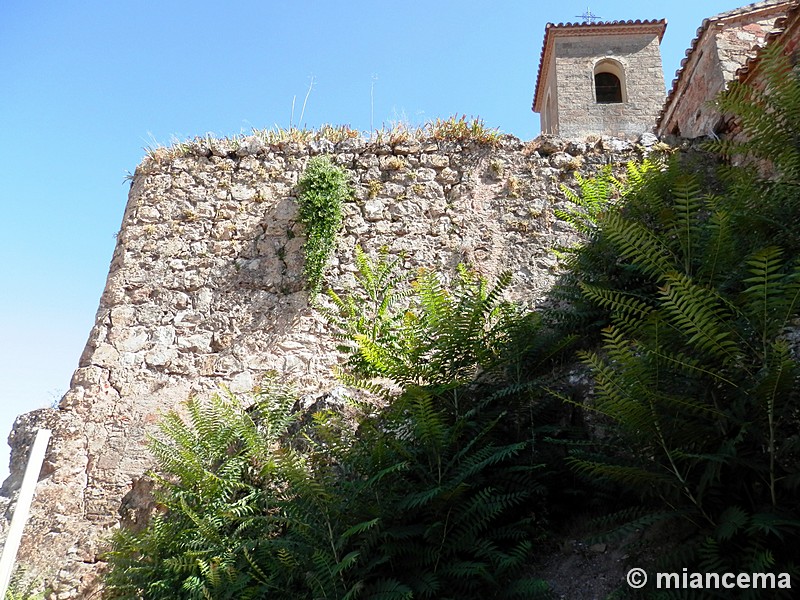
[554,33,665,139]
[0,132,649,598]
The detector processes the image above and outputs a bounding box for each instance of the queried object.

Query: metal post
[0,429,52,597]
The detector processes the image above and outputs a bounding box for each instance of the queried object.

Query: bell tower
[533,19,667,139]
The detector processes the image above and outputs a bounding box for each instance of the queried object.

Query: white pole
[0,429,52,597]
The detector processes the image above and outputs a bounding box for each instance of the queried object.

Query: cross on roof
[576,7,602,22]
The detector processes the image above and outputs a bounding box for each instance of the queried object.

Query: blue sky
[0,0,751,477]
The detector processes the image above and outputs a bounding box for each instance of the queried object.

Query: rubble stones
[0,133,647,597]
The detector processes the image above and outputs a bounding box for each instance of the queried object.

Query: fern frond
[603,212,675,279]
[658,272,739,363]
[579,282,653,321]
[742,247,800,344]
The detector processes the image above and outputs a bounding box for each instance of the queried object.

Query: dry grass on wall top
[140,116,502,165]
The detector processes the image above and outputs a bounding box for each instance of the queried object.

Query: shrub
[104,382,315,599]
[105,252,563,599]
[551,45,800,590]
[297,156,351,295]
[320,247,571,597]
[567,171,800,579]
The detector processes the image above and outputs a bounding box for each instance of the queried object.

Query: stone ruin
[0,131,656,597]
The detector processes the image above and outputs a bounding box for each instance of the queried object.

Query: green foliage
[320,248,571,598]
[297,156,351,295]
[104,380,312,599]
[4,571,45,600]
[711,42,800,181]
[553,165,622,236]
[323,388,551,599]
[553,47,800,587]
[320,245,411,391]
[549,159,668,338]
[323,246,542,392]
[106,255,561,599]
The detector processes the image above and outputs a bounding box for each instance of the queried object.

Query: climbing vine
[296,156,351,295]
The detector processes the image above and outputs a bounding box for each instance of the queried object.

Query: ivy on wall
[296,156,351,295]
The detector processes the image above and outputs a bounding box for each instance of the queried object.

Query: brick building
[657,0,794,138]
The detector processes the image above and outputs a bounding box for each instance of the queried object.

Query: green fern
[550,49,800,585]
[105,379,314,599]
[712,42,800,181]
[3,571,45,600]
[555,151,800,589]
[318,248,570,598]
[324,247,545,393]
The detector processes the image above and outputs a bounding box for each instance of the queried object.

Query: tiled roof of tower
[656,0,795,128]
[533,19,668,113]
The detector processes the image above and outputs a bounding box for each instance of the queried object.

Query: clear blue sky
[0,0,751,477]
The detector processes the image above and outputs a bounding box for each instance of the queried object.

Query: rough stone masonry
[0,131,649,597]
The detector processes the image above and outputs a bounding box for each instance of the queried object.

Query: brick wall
[658,2,791,138]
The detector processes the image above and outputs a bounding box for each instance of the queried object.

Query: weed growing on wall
[296,156,351,295]
[426,115,501,146]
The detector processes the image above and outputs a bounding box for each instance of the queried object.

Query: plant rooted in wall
[297,156,351,295]
[425,115,501,147]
